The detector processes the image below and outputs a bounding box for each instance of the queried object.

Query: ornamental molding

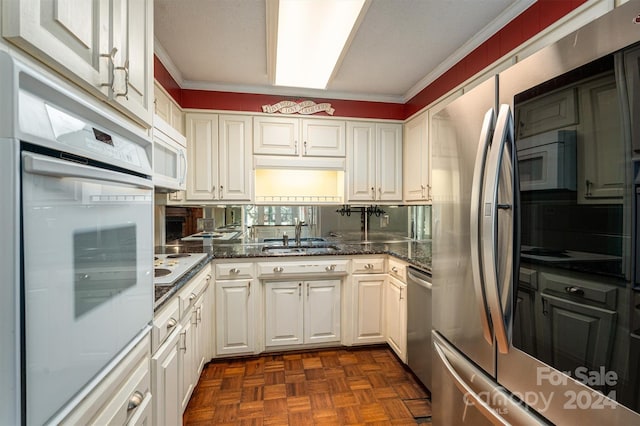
[262,100,334,115]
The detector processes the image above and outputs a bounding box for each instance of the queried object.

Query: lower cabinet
[152,264,211,426]
[351,275,386,345]
[265,280,341,347]
[215,279,258,355]
[386,276,407,362]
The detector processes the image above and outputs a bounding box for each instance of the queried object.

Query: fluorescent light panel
[275,0,366,89]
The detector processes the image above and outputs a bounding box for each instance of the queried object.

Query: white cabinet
[154,82,184,135]
[265,280,341,347]
[3,0,154,126]
[403,112,431,202]
[351,275,386,345]
[179,309,196,412]
[185,113,253,202]
[215,279,258,356]
[347,122,402,202]
[151,324,182,426]
[577,73,624,203]
[253,116,346,157]
[386,276,407,362]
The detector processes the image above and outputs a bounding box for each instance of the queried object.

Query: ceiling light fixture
[273,0,367,90]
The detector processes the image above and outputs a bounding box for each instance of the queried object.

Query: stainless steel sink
[261,245,339,255]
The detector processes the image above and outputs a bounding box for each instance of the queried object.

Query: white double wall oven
[0,51,154,425]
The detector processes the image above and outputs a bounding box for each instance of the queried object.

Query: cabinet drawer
[152,297,180,353]
[257,259,348,277]
[179,265,212,317]
[352,258,386,274]
[91,355,151,425]
[215,262,254,279]
[388,258,407,282]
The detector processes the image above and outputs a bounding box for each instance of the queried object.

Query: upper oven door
[21,151,153,425]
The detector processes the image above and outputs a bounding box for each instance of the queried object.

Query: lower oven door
[21,151,153,425]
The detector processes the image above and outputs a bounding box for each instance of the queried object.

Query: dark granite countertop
[154,239,431,311]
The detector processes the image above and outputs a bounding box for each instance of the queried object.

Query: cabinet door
[193,293,207,377]
[304,280,341,344]
[347,122,376,201]
[404,113,430,201]
[111,0,153,126]
[215,280,256,355]
[179,312,196,412]
[265,281,304,346]
[302,119,346,157]
[219,115,253,201]
[253,116,299,155]
[151,328,181,426]
[3,1,110,97]
[186,113,219,200]
[386,277,407,362]
[376,123,403,201]
[577,73,624,203]
[540,292,616,376]
[352,276,386,344]
[154,84,172,124]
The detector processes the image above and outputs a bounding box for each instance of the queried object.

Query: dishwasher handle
[408,269,432,290]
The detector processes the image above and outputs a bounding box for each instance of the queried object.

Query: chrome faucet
[294,218,305,246]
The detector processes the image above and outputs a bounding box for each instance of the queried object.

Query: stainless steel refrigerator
[431,1,640,424]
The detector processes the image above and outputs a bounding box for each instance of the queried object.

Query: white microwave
[516,129,576,191]
[153,114,187,191]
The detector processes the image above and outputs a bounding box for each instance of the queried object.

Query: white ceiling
[154,0,535,103]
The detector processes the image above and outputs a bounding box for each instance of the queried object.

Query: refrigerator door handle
[481,104,515,354]
[433,332,547,426]
[470,108,495,345]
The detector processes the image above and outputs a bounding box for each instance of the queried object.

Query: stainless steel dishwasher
[407,266,432,390]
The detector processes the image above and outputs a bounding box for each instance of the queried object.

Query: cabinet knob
[565,286,585,296]
[274,266,284,273]
[189,293,197,302]
[127,391,144,411]
[166,317,177,330]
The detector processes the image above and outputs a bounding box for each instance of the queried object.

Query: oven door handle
[23,152,153,190]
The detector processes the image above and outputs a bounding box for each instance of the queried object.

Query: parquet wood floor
[183,345,432,425]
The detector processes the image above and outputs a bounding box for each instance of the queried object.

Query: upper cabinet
[3,0,154,127]
[154,82,184,135]
[403,112,431,202]
[185,113,253,202]
[347,122,402,202]
[253,116,345,157]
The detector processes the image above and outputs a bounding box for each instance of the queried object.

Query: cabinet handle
[307,282,309,298]
[299,282,302,297]
[542,298,548,316]
[189,293,197,302]
[127,391,144,412]
[99,47,118,91]
[391,266,398,273]
[273,266,284,273]
[166,317,177,331]
[378,187,382,198]
[114,59,130,100]
[585,179,593,197]
[364,263,374,270]
[371,187,375,198]
[427,184,432,200]
[230,268,240,275]
[565,286,585,296]
[304,140,308,156]
[248,281,251,297]
[295,141,298,155]
[220,185,223,199]
[325,264,336,272]
[399,287,403,300]
[206,274,212,283]
[180,330,187,352]
[421,184,425,198]
[197,306,202,323]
